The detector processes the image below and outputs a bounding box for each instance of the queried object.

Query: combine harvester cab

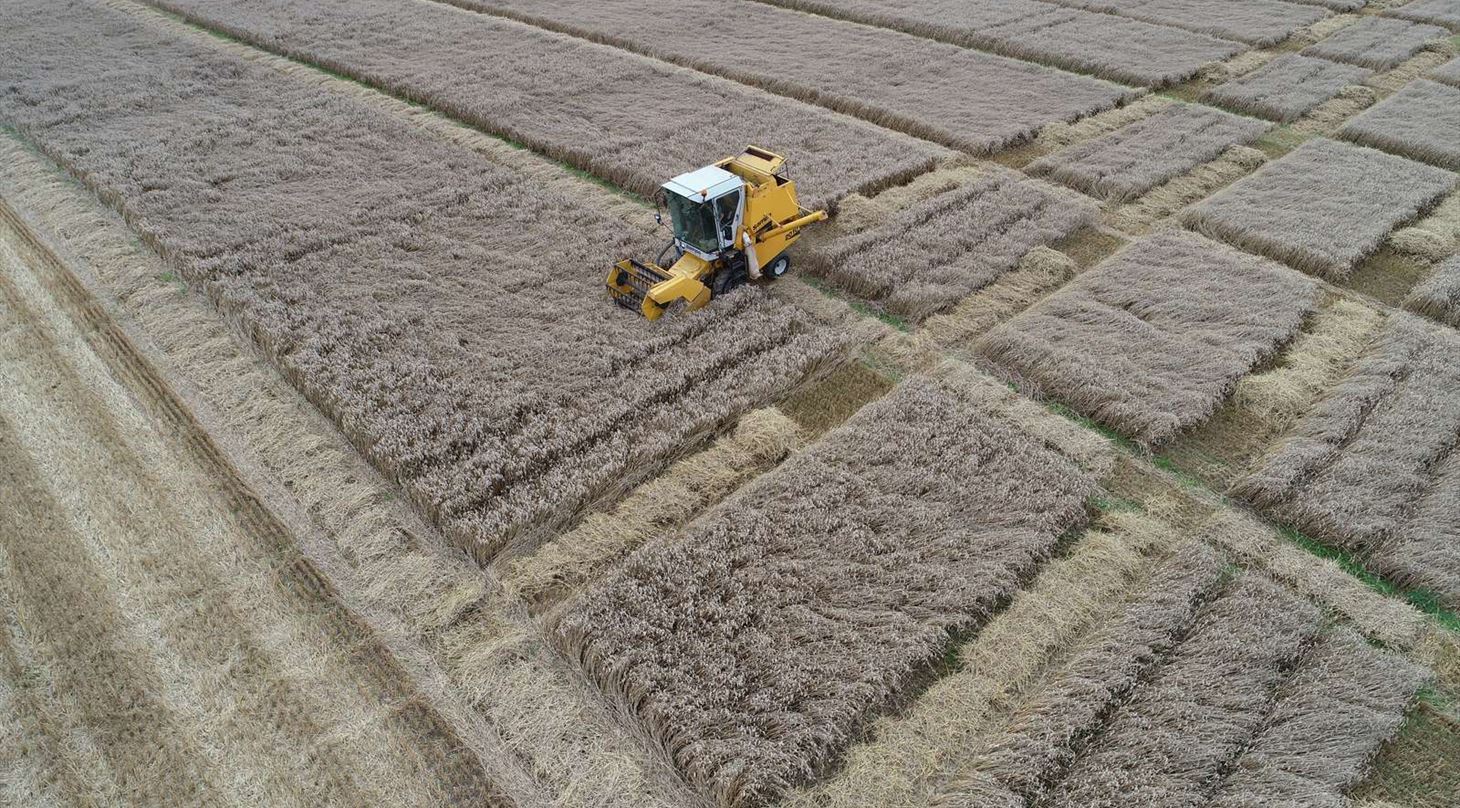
[607,146,827,320]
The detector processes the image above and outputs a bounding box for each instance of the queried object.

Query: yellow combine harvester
[606,146,827,320]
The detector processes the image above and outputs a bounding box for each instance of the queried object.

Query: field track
[0,199,528,807]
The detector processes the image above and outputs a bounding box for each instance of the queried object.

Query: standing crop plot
[1391,0,1460,29]
[942,568,1429,808]
[1289,0,1364,9]
[556,376,1097,808]
[0,0,844,565]
[1208,627,1430,808]
[1036,574,1321,808]
[977,230,1319,447]
[1341,79,1460,170]
[1237,314,1460,605]
[1204,54,1374,122]
[754,0,1241,86]
[1304,16,1449,69]
[936,544,1227,807]
[443,0,1133,153]
[1027,104,1271,201]
[1406,254,1460,325]
[811,170,1096,321]
[1185,138,1457,279]
[1038,0,1328,46]
[145,0,949,207]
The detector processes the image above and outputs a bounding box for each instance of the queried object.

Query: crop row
[1037,0,1329,46]
[1237,313,1460,607]
[788,508,1186,808]
[751,0,1241,86]
[439,0,1134,153]
[145,0,949,207]
[1027,102,1271,201]
[933,544,1228,807]
[810,168,1096,322]
[938,566,1426,808]
[0,0,843,565]
[1304,15,1449,70]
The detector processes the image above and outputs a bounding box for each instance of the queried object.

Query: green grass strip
[1278,525,1460,634]
[801,276,910,331]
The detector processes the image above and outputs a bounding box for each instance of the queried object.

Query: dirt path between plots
[0,205,520,807]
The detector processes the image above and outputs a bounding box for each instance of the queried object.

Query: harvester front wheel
[764,255,790,280]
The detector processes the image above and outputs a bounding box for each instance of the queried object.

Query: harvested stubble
[808,170,1095,321]
[931,543,1227,808]
[0,0,844,565]
[1405,254,1460,325]
[1184,137,1457,279]
[1236,313,1460,604]
[1037,0,1329,46]
[1027,104,1270,202]
[1304,15,1450,69]
[1391,0,1460,28]
[785,507,1182,808]
[556,376,1097,807]
[499,407,804,609]
[1341,79,1460,169]
[976,229,1319,447]
[1434,55,1460,85]
[1106,145,1267,234]
[753,0,1240,86]
[1208,627,1431,808]
[142,0,947,208]
[1033,574,1321,808]
[440,0,1133,153]
[1204,54,1374,123]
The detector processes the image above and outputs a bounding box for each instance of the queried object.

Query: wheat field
[3,0,1459,806]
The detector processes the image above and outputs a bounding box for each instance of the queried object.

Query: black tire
[712,266,743,296]
[764,255,791,280]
